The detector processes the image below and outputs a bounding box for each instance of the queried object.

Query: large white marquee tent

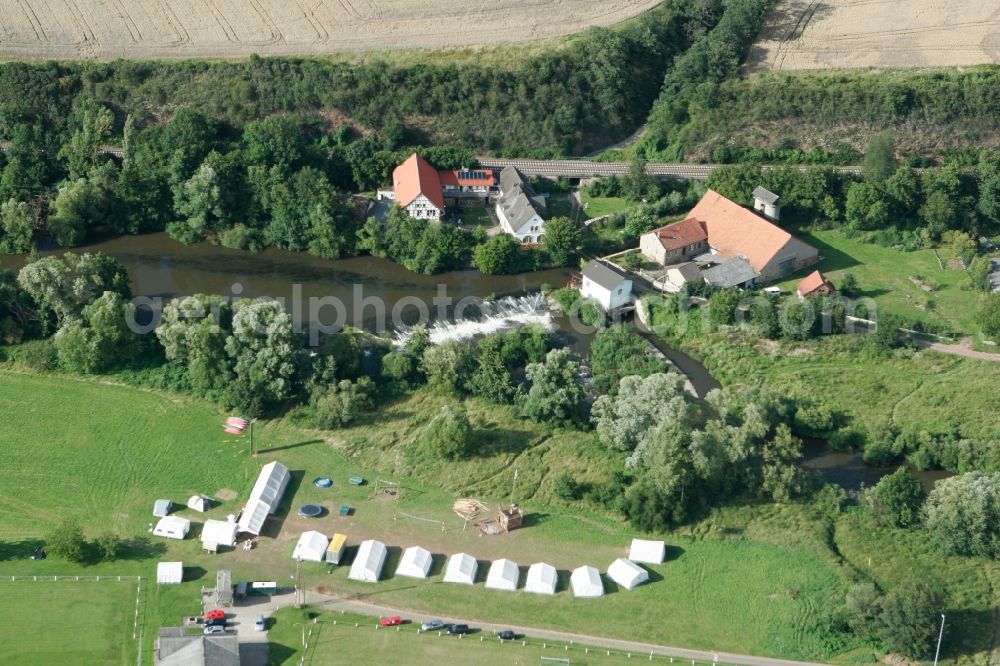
[570,565,604,598]
[628,538,666,564]
[608,558,649,590]
[156,561,183,585]
[292,531,330,563]
[443,553,477,585]
[395,546,433,579]
[201,519,238,549]
[485,559,520,592]
[524,562,557,595]
[237,461,290,536]
[349,539,387,582]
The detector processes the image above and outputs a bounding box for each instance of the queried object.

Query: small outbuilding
[607,557,649,591]
[443,552,478,585]
[348,539,387,583]
[570,565,604,598]
[186,495,212,513]
[797,270,836,299]
[581,259,633,312]
[396,546,433,579]
[201,520,238,551]
[292,531,330,563]
[485,558,520,592]
[628,538,666,565]
[524,562,558,595]
[153,516,190,540]
[156,561,183,585]
[326,533,347,565]
[153,499,173,518]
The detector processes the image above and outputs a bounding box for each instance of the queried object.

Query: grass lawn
[580,193,629,220]
[0,579,137,665]
[456,206,494,227]
[773,230,987,335]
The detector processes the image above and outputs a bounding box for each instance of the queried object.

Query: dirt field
[748,0,1000,71]
[0,0,662,60]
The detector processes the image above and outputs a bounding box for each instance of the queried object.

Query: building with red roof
[639,217,708,265]
[797,270,836,298]
[390,153,445,220]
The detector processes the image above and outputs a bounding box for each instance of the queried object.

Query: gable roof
[582,259,629,290]
[688,189,801,272]
[497,167,546,232]
[393,153,445,210]
[702,256,759,288]
[667,261,702,283]
[752,186,780,205]
[439,169,494,188]
[647,218,708,252]
[157,628,240,666]
[797,270,834,297]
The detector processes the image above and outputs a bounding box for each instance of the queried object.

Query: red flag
[224,417,248,435]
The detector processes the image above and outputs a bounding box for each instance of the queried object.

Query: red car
[204,609,226,621]
[379,615,403,627]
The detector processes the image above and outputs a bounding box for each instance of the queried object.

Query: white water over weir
[393,293,553,346]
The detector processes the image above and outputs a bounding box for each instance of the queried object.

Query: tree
[95,531,122,562]
[468,335,517,404]
[472,235,520,275]
[845,182,889,231]
[46,518,86,563]
[878,579,944,659]
[55,291,140,373]
[919,190,957,242]
[839,272,859,297]
[421,342,472,394]
[522,348,586,426]
[627,154,653,200]
[844,582,882,636]
[978,293,1000,341]
[553,472,582,500]
[872,313,904,351]
[623,208,656,239]
[542,217,583,267]
[863,132,897,182]
[872,468,924,527]
[47,177,109,247]
[58,104,114,180]
[224,299,301,412]
[418,405,472,460]
[311,378,374,429]
[242,115,311,172]
[0,198,35,253]
[589,324,667,395]
[924,472,1000,558]
[169,159,227,244]
[17,252,130,327]
[156,294,233,394]
[592,373,696,452]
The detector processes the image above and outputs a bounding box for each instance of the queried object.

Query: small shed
[326,533,347,565]
[216,570,233,606]
[797,270,836,299]
[607,558,649,591]
[497,505,523,532]
[156,561,183,585]
[485,559,520,592]
[348,539,387,583]
[628,538,666,565]
[153,516,190,540]
[201,520,238,550]
[752,186,781,221]
[292,531,330,563]
[570,565,604,598]
[396,546,433,579]
[152,499,173,518]
[443,553,477,585]
[524,562,557,595]
[186,495,212,512]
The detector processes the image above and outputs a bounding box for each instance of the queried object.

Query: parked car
[379,615,403,627]
[203,625,226,635]
[420,619,445,632]
[205,617,226,627]
[447,624,469,635]
[255,614,266,631]
[498,630,516,641]
[204,609,225,621]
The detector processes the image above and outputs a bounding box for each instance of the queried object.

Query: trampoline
[313,477,333,489]
[298,504,323,518]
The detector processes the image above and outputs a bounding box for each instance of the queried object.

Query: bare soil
[0,0,661,60]
[747,0,1000,71]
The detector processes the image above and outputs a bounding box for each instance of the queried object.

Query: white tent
[201,519,238,549]
[153,516,190,540]
[396,546,433,579]
[152,499,172,517]
[607,557,649,591]
[348,539,387,582]
[485,559,520,592]
[187,495,212,512]
[238,461,290,536]
[292,531,330,563]
[443,553,477,585]
[156,561,183,585]
[570,565,604,598]
[628,538,665,564]
[524,562,557,595]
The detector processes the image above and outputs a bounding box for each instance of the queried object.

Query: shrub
[553,472,581,501]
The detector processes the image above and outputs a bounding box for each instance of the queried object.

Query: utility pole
[294,558,303,608]
[933,614,946,666]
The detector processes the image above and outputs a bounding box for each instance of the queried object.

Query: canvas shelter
[628,538,666,564]
[201,520,238,550]
[156,561,183,585]
[485,558,520,592]
[348,539,387,582]
[607,558,649,590]
[291,531,329,563]
[524,562,557,595]
[153,516,190,540]
[570,565,604,598]
[326,533,347,564]
[237,461,290,535]
[443,553,477,585]
[396,546,433,579]
[153,499,173,517]
[187,495,212,512]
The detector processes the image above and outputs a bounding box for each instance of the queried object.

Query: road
[302,592,832,666]
[913,336,1000,362]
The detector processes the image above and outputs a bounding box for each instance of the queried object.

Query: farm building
[349,540,387,583]
[581,260,633,311]
[156,561,183,585]
[326,533,347,565]
[496,167,547,244]
[238,461,290,536]
[292,531,330,563]
[639,217,709,266]
[201,520,238,551]
[702,256,760,290]
[629,539,666,564]
[797,270,836,298]
[443,553,478,585]
[524,562,558,595]
[485,559,520,592]
[439,168,495,196]
[570,566,604,598]
[396,546,433,579]
[608,558,649,591]
[153,516,190,540]
[386,153,445,220]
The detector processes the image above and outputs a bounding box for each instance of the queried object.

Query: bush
[11,338,58,371]
[553,472,581,501]
[418,405,472,461]
[46,518,87,563]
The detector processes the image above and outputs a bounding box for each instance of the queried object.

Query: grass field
[0,579,137,665]
[580,193,630,220]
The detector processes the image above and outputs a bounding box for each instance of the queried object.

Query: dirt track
[0,0,661,60]
[748,0,1000,71]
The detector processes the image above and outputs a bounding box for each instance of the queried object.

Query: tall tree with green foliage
[17,252,130,327]
[872,468,924,527]
[224,299,301,414]
[0,198,35,253]
[46,518,87,563]
[863,132,898,182]
[924,472,1000,558]
[523,348,586,426]
[978,293,1000,340]
[877,579,944,659]
[542,217,583,267]
[59,104,114,180]
[418,404,472,461]
[589,324,667,395]
[54,291,140,373]
[473,234,520,275]
[592,372,696,453]
[156,294,234,394]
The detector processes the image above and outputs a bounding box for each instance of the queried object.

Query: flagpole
[249,420,254,457]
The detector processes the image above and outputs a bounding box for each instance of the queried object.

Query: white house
[570,565,604,598]
[581,259,633,311]
[153,516,190,540]
[391,153,445,220]
[495,166,547,244]
[443,552,477,585]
